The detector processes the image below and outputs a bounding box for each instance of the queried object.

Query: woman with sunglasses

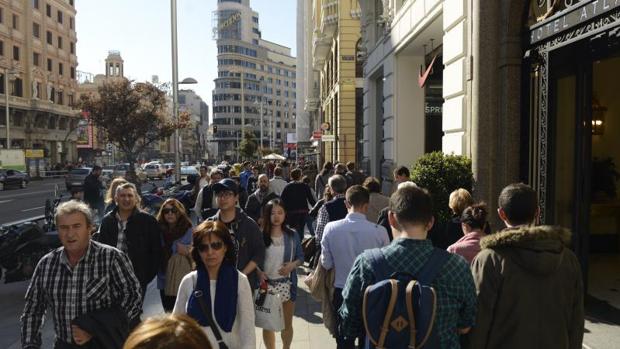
[257,199,304,349]
[156,198,193,312]
[173,220,255,349]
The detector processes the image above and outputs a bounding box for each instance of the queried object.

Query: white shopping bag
[254,289,284,331]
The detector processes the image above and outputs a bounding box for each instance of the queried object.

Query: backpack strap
[415,248,451,284]
[405,281,418,349]
[367,248,390,281]
[377,279,399,349]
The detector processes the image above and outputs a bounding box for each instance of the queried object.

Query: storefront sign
[530,0,620,45]
[25,149,44,158]
[321,134,336,142]
[341,55,355,61]
[76,118,93,149]
[219,12,241,31]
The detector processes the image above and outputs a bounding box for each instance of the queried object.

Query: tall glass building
[212,0,297,160]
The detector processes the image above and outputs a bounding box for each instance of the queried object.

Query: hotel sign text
[530,0,620,44]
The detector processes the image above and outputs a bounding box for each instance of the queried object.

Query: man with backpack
[468,183,584,349]
[339,184,476,348]
[321,185,389,348]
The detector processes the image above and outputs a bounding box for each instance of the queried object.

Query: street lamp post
[4,69,10,150]
[170,0,197,183]
[254,98,264,152]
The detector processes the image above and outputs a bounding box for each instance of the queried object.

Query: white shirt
[173,271,256,349]
[269,177,288,196]
[264,236,285,280]
[321,212,390,288]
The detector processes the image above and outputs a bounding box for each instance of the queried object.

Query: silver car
[65,167,92,191]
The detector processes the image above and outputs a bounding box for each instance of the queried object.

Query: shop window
[12,111,23,127]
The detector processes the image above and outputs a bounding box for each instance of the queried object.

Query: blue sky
[76,0,297,104]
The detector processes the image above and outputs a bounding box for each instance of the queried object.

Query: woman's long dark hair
[260,199,294,247]
[461,202,490,233]
[320,162,333,176]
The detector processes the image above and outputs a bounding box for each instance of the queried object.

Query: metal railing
[40,170,69,178]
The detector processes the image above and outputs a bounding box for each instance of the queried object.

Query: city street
[0,178,65,226]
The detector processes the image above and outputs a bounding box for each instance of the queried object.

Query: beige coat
[367,192,390,223]
[305,262,336,335]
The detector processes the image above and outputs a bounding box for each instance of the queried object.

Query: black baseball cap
[212,178,239,194]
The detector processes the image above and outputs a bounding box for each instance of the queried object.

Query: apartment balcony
[321,0,338,39]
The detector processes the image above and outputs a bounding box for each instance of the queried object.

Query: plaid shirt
[339,238,477,348]
[21,241,142,348]
[315,194,345,246]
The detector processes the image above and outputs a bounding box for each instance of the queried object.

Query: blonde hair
[105,177,128,204]
[449,188,474,216]
[123,314,212,349]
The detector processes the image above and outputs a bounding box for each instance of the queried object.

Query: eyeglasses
[197,241,224,252]
[162,207,178,215]
[215,191,235,198]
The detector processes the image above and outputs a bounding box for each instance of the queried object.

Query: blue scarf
[187,263,238,332]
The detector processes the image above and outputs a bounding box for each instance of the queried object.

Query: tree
[410,152,474,222]
[78,78,189,182]
[238,130,258,160]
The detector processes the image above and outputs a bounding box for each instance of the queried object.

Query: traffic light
[213,126,218,133]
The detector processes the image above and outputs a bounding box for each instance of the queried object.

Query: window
[58,63,63,75]
[12,46,19,61]
[12,78,22,97]
[46,4,51,17]
[0,41,3,56]
[47,58,52,72]
[33,52,40,66]
[46,31,52,45]
[69,17,74,29]
[32,0,39,9]
[56,91,63,105]
[69,0,74,6]
[12,14,18,30]
[33,22,40,38]
[70,42,75,54]
[70,66,75,79]
[57,36,62,49]
[35,82,41,98]
[57,11,63,24]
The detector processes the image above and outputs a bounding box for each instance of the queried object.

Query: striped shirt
[21,240,142,348]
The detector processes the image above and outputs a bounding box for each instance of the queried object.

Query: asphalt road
[0,178,66,226]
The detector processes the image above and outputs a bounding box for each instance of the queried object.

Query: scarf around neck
[187,263,238,332]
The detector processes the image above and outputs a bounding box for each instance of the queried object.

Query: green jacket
[469,225,584,349]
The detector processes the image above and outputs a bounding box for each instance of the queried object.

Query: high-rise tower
[212,0,297,160]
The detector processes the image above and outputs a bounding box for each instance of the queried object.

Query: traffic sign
[321,134,336,142]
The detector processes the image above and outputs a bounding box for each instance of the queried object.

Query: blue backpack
[362,248,450,349]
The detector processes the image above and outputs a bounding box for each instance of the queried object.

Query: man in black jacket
[96,182,163,298]
[245,174,278,223]
[209,178,265,290]
[83,165,105,217]
[194,169,223,221]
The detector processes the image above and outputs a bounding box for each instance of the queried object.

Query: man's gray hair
[328,174,347,194]
[55,200,94,227]
[258,174,268,181]
[115,182,138,197]
[397,181,418,190]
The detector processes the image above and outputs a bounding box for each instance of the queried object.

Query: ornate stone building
[0,0,79,165]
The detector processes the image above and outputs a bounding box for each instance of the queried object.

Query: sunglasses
[162,207,178,214]
[197,241,224,252]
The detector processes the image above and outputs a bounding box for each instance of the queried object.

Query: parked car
[112,163,147,182]
[101,166,115,184]
[145,163,166,180]
[65,167,92,191]
[0,169,30,191]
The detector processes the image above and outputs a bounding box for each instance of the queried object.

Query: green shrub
[410,152,474,222]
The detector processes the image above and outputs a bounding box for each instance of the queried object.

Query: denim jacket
[281,227,304,301]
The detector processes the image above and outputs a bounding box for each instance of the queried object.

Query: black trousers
[333,287,365,349]
[286,211,308,241]
[159,290,176,312]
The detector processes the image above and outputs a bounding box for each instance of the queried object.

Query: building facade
[357,0,620,307]
[212,0,297,161]
[0,0,79,167]
[310,0,363,165]
[179,89,209,161]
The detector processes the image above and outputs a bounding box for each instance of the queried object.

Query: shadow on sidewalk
[295,287,324,324]
[586,294,620,325]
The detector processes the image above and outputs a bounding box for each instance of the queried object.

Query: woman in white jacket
[173,220,256,349]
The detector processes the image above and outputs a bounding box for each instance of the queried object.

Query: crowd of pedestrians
[19,158,585,349]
